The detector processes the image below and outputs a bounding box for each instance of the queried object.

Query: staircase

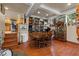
[3,32,18,49]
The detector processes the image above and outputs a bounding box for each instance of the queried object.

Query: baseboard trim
[67,41,79,45]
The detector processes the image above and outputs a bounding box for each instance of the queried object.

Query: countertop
[5,31,17,34]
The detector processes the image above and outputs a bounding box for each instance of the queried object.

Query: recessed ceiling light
[4,7,8,10]
[37,11,40,14]
[46,14,48,16]
[67,3,71,6]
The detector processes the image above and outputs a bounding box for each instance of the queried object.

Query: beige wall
[5,10,24,19]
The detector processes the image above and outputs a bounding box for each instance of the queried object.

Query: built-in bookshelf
[29,17,48,32]
[54,15,66,41]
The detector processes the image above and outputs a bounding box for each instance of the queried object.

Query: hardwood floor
[12,40,79,56]
[51,40,79,56]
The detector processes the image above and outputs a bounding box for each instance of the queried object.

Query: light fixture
[37,11,40,14]
[5,17,11,24]
[46,14,48,16]
[16,15,21,24]
[4,7,8,10]
[67,3,71,6]
[16,18,21,24]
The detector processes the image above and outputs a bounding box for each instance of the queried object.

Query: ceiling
[31,3,76,18]
[1,3,77,18]
[3,3,30,14]
[44,3,76,12]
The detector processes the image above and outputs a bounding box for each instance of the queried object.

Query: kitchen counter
[3,31,18,49]
[5,31,17,34]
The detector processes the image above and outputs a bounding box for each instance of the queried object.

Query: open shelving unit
[54,15,67,41]
[29,17,48,32]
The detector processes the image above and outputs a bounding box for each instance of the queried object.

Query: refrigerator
[18,24,28,44]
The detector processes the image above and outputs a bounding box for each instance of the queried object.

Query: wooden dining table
[29,31,52,48]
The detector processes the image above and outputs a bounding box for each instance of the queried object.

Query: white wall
[0,12,5,44]
[65,9,79,43]
[67,25,79,43]
[0,13,5,35]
